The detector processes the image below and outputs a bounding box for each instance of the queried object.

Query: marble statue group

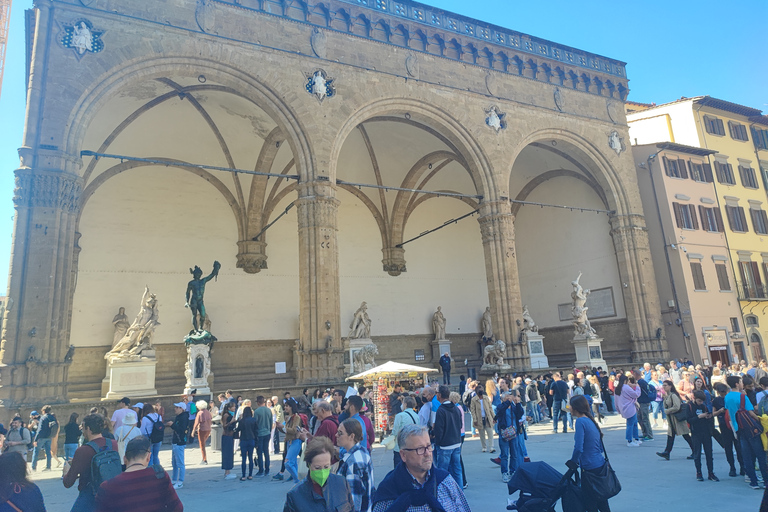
[106,286,160,360]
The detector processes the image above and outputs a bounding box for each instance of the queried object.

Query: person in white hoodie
[113,411,141,464]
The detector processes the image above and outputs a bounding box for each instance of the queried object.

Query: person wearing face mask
[283,436,354,512]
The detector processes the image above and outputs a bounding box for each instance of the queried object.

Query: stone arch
[62,56,313,184]
[506,129,629,215]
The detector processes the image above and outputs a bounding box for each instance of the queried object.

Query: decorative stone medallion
[485,106,507,132]
[405,54,419,78]
[305,69,335,102]
[310,28,327,59]
[59,19,104,59]
[608,130,626,155]
[554,87,563,112]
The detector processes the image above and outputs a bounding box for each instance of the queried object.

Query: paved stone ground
[30,414,763,511]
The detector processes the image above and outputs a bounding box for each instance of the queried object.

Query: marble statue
[483,339,506,366]
[111,307,130,346]
[522,305,538,332]
[72,22,93,54]
[105,287,160,359]
[481,307,493,340]
[353,343,378,373]
[312,71,327,100]
[432,306,446,341]
[571,272,596,337]
[185,261,221,334]
[348,302,371,339]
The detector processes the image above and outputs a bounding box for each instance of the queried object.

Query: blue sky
[0,0,765,291]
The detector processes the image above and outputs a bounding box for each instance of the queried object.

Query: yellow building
[629,97,768,365]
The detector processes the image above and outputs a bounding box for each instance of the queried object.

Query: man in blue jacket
[633,369,654,441]
[439,353,452,385]
[432,385,462,487]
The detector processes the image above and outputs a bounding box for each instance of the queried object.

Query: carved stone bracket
[382,246,406,276]
[236,240,268,273]
[13,170,82,212]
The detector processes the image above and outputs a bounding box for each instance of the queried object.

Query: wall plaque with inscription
[558,286,616,321]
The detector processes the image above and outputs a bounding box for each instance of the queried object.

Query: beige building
[629,97,768,365]
[0,0,666,414]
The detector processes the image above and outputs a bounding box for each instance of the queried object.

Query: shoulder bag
[672,395,689,422]
[580,436,621,501]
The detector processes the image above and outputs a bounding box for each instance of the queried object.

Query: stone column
[478,200,528,369]
[295,180,343,384]
[0,167,82,408]
[609,213,669,362]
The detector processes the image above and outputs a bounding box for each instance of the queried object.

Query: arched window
[746,315,759,327]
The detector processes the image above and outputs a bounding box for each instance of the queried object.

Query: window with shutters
[690,162,706,182]
[699,206,724,232]
[726,205,748,232]
[728,121,749,142]
[704,115,725,136]
[753,128,768,151]
[673,202,698,230]
[691,262,706,290]
[739,261,765,299]
[751,208,768,235]
[662,157,688,179]
[731,317,741,333]
[715,161,736,185]
[739,166,759,189]
[715,264,731,291]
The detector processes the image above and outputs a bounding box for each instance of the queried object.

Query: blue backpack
[646,383,657,402]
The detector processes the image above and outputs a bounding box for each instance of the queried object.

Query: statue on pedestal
[185,261,221,334]
[432,306,446,341]
[481,307,493,340]
[105,287,160,360]
[571,272,596,337]
[522,305,538,333]
[353,343,378,374]
[348,302,371,339]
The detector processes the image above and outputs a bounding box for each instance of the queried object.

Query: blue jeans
[625,414,639,442]
[650,401,666,420]
[70,489,96,512]
[498,438,516,475]
[552,400,567,432]
[526,402,540,423]
[150,441,161,467]
[240,439,255,477]
[285,439,302,482]
[435,446,462,487]
[64,443,78,461]
[172,444,185,483]
[514,434,526,468]
[567,410,574,430]
[256,435,270,473]
[32,438,52,470]
[740,433,768,486]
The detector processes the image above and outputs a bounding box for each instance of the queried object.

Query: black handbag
[673,399,690,422]
[581,439,621,501]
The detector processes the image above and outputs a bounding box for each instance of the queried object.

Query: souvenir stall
[347,361,438,437]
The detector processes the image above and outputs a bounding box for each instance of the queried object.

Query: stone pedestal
[525,332,549,370]
[572,335,607,370]
[183,339,214,396]
[102,356,158,399]
[431,339,452,361]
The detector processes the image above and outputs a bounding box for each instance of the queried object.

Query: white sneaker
[224,474,237,480]
[627,441,639,447]
[635,439,643,445]
[481,448,486,453]
[502,472,512,483]
[173,482,183,489]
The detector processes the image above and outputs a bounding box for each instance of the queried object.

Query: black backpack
[149,413,165,444]
[87,440,122,494]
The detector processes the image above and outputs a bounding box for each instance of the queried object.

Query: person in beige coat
[656,380,693,460]
[471,388,496,453]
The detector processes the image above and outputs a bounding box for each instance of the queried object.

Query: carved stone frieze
[13,171,82,212]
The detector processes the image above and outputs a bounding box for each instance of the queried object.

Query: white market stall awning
[346,360,439,381]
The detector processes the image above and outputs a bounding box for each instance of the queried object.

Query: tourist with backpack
[686,389,719,482]
[139,403,164,467]
[724,375,768,489]
[633,370,654,441]
[114,411,141,465]
[63,413,120,512]
[32,405,59,472]
[3,417,32,458]
[95,436,183,512]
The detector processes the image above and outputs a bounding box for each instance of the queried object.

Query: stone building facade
[0,0,666,413]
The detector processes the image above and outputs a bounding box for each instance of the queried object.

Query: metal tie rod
[80,150,301,180]
[336,179,483,200]
[396,209,480,248]
[509,198,614,215]
[252,201,296,241]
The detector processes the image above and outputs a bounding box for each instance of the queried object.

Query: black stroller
[506,461,584,512]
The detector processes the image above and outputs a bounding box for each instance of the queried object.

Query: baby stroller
[506,461,584,512]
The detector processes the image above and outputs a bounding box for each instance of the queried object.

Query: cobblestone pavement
[30,413,763,511]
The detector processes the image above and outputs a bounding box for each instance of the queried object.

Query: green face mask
[310,468,331,487]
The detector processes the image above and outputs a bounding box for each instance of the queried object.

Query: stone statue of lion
[353,343,378,372]
[483,339,506,366]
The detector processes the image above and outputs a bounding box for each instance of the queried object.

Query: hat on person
[173,402,187,408]
[123,411,138,425]
[132,402,144,409]
[30,411,39,417]
[524,378,532,384]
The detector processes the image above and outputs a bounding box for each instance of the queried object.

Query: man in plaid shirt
[372,424,470,512]
[337,418,375,512]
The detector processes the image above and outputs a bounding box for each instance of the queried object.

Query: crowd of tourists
[2,359,768,511]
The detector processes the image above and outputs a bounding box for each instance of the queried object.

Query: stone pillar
[0,167,82,408]
[478,200,528,370]
[295,180,343,384]
[609,213,669,363]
